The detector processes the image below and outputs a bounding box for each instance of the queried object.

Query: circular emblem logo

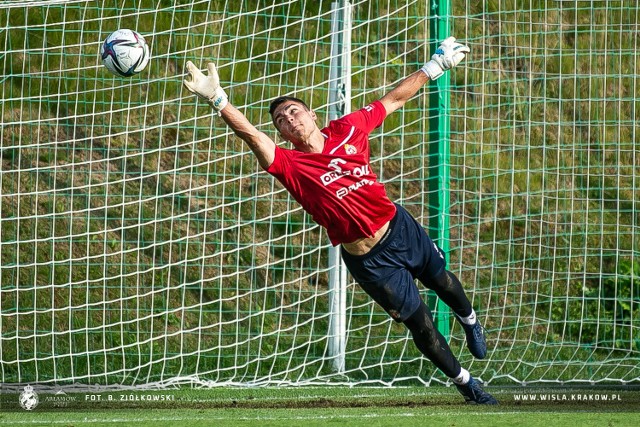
[19,385,39,411]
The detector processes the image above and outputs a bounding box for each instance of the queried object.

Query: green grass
[1,386,639,426]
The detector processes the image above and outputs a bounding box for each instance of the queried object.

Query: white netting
[0,0,638,388]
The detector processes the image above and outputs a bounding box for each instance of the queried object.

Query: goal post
[428,0,452,340]
[326,0,351,374]
[0,0,639,389]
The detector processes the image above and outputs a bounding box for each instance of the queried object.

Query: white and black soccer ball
[100,29,150,77]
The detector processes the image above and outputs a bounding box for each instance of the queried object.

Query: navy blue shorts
[340,204,447,322]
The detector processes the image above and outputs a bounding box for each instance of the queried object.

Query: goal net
[0,0,638,388]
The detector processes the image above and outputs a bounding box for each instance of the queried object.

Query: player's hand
[183,61,228,113]
[421,37,470,81]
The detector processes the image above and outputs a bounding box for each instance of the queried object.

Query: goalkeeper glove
[183,61,228,113]
[421,37,470,81]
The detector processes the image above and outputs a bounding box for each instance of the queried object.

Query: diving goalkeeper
[183,37,497,405]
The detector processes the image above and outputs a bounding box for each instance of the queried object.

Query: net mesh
[0,0,638,387]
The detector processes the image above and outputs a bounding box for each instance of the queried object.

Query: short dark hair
[268,96,310,117]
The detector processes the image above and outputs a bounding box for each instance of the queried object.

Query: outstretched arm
[219,104,276,169]
[183,61,276,169]
[379,37,470,115]
[379,70,429,115]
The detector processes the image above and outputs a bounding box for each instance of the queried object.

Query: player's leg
[397,205,486,360]
[392,204,488,359]
[340,258,497,404]
[340,206,496,404]
[423,269,487,359]
[403,300,497,404]
[370,205,487,359]
[402,299,460,377]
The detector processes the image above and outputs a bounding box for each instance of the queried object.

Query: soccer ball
[100,29,150,77]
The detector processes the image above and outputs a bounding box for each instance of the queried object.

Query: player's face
[272,101,317,144]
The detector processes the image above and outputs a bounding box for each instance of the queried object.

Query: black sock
[420,270,473,318]
[403,301,461,378]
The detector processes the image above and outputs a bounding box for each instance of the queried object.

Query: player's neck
[293,128,325,153]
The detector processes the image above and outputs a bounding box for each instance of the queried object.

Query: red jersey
[266,100,397,245]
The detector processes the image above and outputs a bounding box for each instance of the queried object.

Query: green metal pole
[428,0,451,339]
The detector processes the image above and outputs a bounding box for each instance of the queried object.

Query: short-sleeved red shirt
[266,100,397,245]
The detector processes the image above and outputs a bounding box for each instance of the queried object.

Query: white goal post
[0,0,638,388]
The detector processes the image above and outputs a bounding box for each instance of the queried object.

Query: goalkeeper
[184,37,497,405]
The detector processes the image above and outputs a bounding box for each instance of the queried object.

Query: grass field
[1,0,639,416]
[1,386,639,426]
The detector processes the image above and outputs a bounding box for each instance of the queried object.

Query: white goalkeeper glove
[421,37,470,81]
[183,61,228,113]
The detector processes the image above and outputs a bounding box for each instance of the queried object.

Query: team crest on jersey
[344,144,357,155]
